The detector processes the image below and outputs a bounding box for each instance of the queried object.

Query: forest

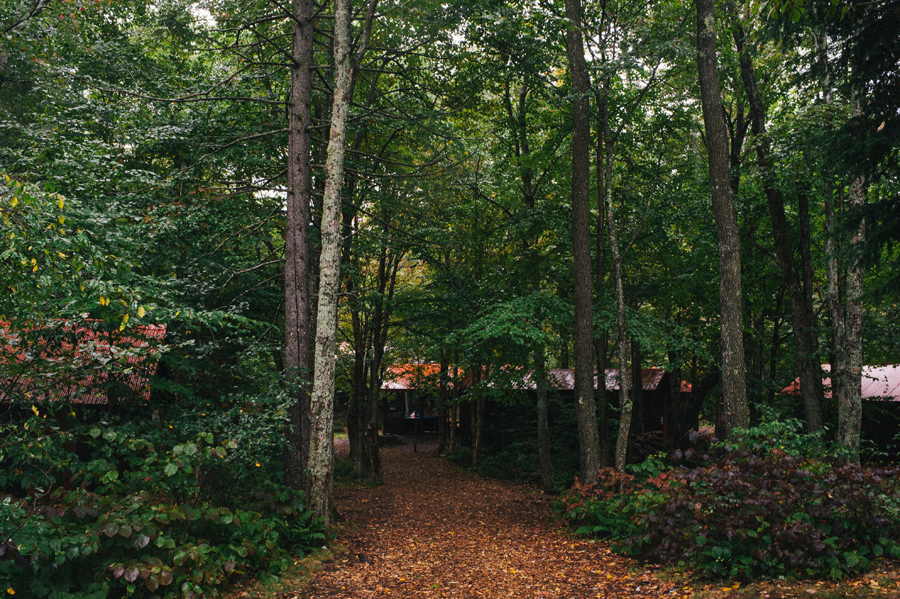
[1,0,900,595]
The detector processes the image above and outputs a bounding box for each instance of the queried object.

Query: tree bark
[594,97,610,468]
[836,90,867,463]
[283,0,314,491]
[696,0,749,437]
[607,182,632,473]
[564,0,601,484]
[308,0,378,524]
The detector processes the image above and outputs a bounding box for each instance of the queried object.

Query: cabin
[379,364,689,441]
[0,320,166,407]
[511,367,690,440]
[381,363,444,434]
[781,364,900,450]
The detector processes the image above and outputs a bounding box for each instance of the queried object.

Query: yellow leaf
[137,306,146,318]
[57,196,64,209]
[57,252,66,259]
[59,215,65,225]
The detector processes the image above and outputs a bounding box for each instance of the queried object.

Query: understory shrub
[558,422,900,580]
[1,411,325,599]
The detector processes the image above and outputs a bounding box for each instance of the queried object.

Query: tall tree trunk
[283,0,314,491]
[364,246,399,482]
[607,183,632,473]
[594,87,610,468]
[732,21,825,431]
[564,0,601,484]
[836,91,867,464]
[696,0,749,437]
[308,0,378,524]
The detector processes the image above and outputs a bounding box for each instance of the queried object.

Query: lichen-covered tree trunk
[308,0,378,523]
[696,0,748,437]
[283,0,314,491]
[836,90,867,463]
[564,0,601,484]
[836,178,866,463]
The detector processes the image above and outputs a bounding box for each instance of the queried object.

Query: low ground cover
[1,406,324,599]
[556,418,900,581]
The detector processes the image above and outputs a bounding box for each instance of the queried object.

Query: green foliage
[0,409,324,599]
[557,420,900,581]
[467,391,582,491]
[716,415,848,462]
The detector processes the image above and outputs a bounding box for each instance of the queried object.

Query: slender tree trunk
[732,21,825,431]
[308,0,378,523]
[534,345,554,493]
[364,247,398,482]
[564,0,601,484]
[347,303,366,470]
[471,366,485,467]
[696,0,749,437]
[630,294,645,437]
[449,360,459,452]
[438,349,449,453]
[836,90,867,463]
[283,0,314,490]
[607,183,632,473]
[594,88,610,468]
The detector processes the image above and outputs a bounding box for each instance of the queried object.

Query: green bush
[1,411,324,599]
[557,422,900,580]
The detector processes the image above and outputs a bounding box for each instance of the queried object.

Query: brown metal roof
[0,321,166,405]
[382,365,686,393]
[781,364,900,400]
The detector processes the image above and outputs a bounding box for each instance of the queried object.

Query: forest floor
[239,438,900,599]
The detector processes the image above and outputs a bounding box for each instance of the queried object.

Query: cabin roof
[780,364,900,401]
[382,365,690,393]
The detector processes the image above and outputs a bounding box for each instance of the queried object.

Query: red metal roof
[382,363,444,391]
[0,321,166,405]
[780,364,900,400]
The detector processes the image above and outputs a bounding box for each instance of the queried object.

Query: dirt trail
[300,440,686,598]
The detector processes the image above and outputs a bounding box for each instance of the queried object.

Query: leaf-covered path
[300,441,685,598]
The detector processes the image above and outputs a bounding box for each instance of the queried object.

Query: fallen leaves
[299,440,681,598]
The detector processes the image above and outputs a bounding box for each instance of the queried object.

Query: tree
[695,0,749,437]
[729,10,826,432]
[564,0,601,484]
[308,0,378,523]
[283,0,315,491]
